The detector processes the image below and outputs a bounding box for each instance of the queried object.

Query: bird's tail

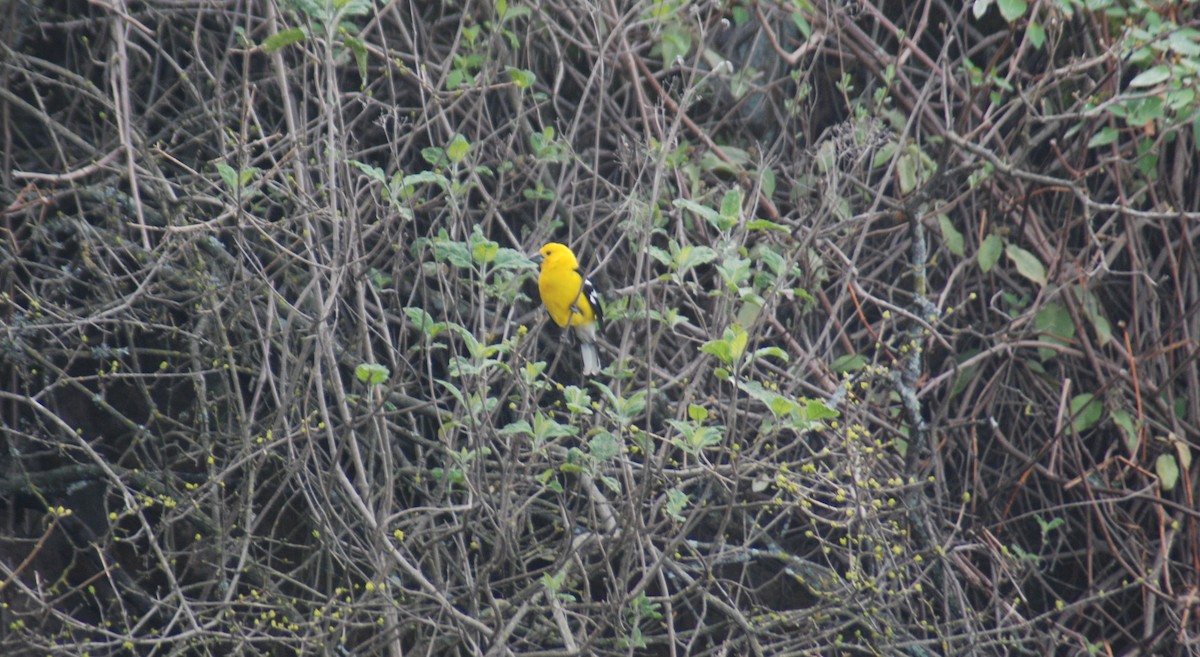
[580,341,601,375]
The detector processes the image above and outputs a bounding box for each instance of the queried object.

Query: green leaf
[404,307,444,338]
[997,0,1028,21]
[752,346,789,363]
[421,147,447,167]
[673,243,718,275]
[1122,97,1164,127]
[804,399,840,420]
[1156,453,1179,491]
[830,353,866,373]
[660,25,693,65]
[559,461,584,474]
[971,0,992,19]
[261,27,307,53]
[1111,409,1139,455]
[1128,65,1170,88]
[700,337,730,364]
[1174,437,1192,470]
[588,432,621,461]
[355,363,390,386]
[728,325,748,363]
[978,234,1003,273]
[447,134,470,164]
[687,403,708,422]
[216,162,237,191]
[1087,127,1119,148]
[349,160,387,184]
[1077,287,1113,345]
[506,66,535,88]
[666,488,689,521]
[896,150,918,195]
[597,474,620,493]
[1005,244,1047,287]
[430,231,473,268]
[1069,393,1103,433]
[593,383,648,426]
[471,238,499,264]
[759,166,776,197]
[1026,21,1045,48]
[1035,302,1074,361]
[533,411,578,442]
[716,256,751,291]
[498,420,533,437]
[343,35,368,84]
[937,214,965,257]
[402,170,450,192]
[719,188,742,227]
[673,199,721,229]
[700,325,748,366]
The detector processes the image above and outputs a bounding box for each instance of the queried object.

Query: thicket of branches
[2,0,1199,655]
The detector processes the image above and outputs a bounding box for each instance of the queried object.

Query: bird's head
[533,242,578,269]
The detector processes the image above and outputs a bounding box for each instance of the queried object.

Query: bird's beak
[530,252,544,265]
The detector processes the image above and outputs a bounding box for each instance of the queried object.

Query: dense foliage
[2,0,1199,654]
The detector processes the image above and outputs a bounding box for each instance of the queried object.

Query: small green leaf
[1077,287,1113,345]
[588,432,621,461]
[447,134,470,164]
[355,363,390,386]
[1087,127,1119,148]
[660,25,693,65]
[1005,244,1047,287]
[599,474,621,493]
[687,404,708,423]
[1156,453,1179,491]
[752,346,789,363]
[728,325,748,362]
[804,399,840,420]
[402,170,450,191]
[937,214,965,257]
[1129,65,1170,88]
[747,219,788,232]
[759,166,776,197]
[472,239,499,264]
[1035,302,1074,361]
[1111,409,1139,455]
[1174,437,1192,470]
[506,66,535,88]
[343,35,368,84]
[261,27,307,53]
[666,488,689,521]
[1069,393,1103,433]
[673,243,718,275]
[997,0,1028,21]
[700,337,731,364]
[830,353,866,373]
[216,162,237,191]
[978,234,1003,273]
[719,188,742,227]
[351,160,386,185]
[896,150,918,195]
[700,325,748,366]
[673,199,721,229]
[421,147,447,167]
[1026,21,1045,49]
[498,420,533,437]
[1123,97,1165,127]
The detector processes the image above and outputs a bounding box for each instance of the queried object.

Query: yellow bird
[533,242,603,375]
